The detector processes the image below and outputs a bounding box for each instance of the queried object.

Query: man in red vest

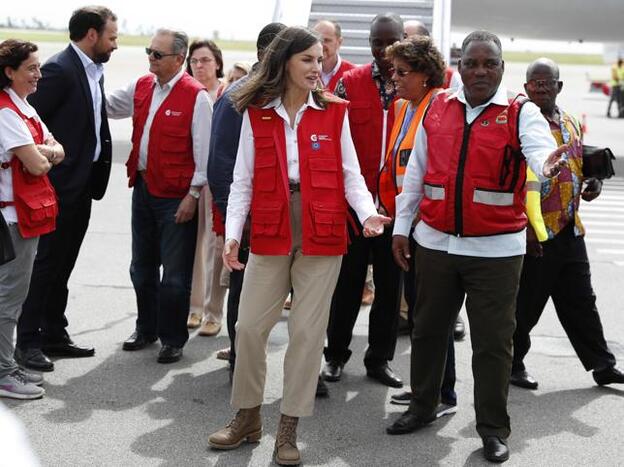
[312,20,355,92]
[107,28,212,363]
[386,31,567,463]
[322,13,405,388]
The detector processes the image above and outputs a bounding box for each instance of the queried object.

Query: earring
[422,82,427,88]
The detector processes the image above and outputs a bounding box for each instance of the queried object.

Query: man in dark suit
[15,6,118,372]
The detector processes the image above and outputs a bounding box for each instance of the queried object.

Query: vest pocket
[252,203,282,237]
[310,201,345,244]
[309,157,338,189]
[349,103,371,125]
[254,150,277,192]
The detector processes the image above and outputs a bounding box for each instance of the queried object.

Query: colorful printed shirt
[540,107,585,239]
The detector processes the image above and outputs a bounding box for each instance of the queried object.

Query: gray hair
[155,28,189,57]
[461,30,502,56]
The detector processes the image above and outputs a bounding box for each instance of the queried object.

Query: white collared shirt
[393,85,557,258]
[321,54,342,87]
[225,92,377,244]
[70,42,104,162]
[0,87,51,223]
[106,68,212,186]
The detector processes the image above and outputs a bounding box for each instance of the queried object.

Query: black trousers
[409,246,522,440]
[513,225,616,372]
[324,226,401,368]
[404,236,457,405]
[17,193,92,349]
[227,246,249,368]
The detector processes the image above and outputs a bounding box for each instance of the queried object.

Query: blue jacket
[207,74,250,217]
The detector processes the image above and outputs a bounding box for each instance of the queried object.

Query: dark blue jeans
[130,177,197,348]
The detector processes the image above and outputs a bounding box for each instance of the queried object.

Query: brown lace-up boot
[274,414,300,465]
[208,406,262,450]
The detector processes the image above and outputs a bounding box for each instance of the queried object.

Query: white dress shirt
[106,67,212,186]
[393,85,557,258]
[70,42,104,162]
[226,92,377,244]
[321,54,343,87]
[0,87,51,223]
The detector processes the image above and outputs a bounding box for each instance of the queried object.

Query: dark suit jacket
[29,45,112,204]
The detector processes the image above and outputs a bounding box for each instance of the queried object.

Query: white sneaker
[17,368,44,386]
[0,370,45,400]
[434,402,457,418]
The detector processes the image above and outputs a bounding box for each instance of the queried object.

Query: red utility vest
[247,99,348,256]
[340,64,396,197]
[325,59,355,93]
[0,92,57,238]
[126,73,204,198]
[420,91,529,237]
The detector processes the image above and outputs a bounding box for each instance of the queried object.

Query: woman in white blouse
[207,27,389,466]
[0,39,63,401]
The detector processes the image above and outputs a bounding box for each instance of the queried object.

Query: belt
[0,201,15,208]
[137,169,146,178]
[288,182,300,193]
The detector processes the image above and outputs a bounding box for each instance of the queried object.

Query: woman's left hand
[362,214,392,237]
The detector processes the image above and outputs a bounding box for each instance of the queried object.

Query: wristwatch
[188,188,201,200]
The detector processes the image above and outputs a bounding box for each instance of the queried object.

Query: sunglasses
[145,47,178,60]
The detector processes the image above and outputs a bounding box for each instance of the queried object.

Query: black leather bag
[0,210,16,265]
[582,145,616,179]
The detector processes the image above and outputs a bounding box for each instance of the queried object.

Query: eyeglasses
[189,57,214,66]
[145,47,178,60]
[390,67,416,78]
[527,79,561,89]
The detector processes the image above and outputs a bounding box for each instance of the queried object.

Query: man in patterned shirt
[511,57,624,390]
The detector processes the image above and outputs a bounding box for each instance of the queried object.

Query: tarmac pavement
[3,43,624,466]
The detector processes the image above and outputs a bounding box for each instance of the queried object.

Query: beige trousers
[189,186,227,323]
[231,192,342,417]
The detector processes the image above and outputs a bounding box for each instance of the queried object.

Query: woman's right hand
[223,239,245,272]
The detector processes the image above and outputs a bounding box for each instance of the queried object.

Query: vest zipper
[454,114,474,237]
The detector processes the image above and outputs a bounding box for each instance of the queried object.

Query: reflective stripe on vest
[420,92,528,237]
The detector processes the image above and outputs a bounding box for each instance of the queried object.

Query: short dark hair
[256,22,287,54]
[385,36,446,87]
[0,39,38,88]
[371,13,404,32]
[69,6,117,42]
[461,30,502,56]
[186,39,224,78]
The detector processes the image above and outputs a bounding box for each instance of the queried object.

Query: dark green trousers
[409,245,523,439]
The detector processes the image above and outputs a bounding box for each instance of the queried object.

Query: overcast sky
[6,0,603,53]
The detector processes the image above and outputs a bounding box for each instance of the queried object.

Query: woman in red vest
[0,39,63,400]
[207,27,389,465]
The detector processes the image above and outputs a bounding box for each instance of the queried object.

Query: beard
[92,49,112,64]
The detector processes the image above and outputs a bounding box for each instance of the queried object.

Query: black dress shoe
[14,348,54,372]
[454,316,466,341]
[316,376,329,398]
[509,369,538,390]
[482,436,510,463]
[122,331,157,351]
[366,363,403,388]
[157,345,183,363]
[386,410,434,435]
[593,366,624,386]
[42,341,95,358]
[322,361,343,382]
